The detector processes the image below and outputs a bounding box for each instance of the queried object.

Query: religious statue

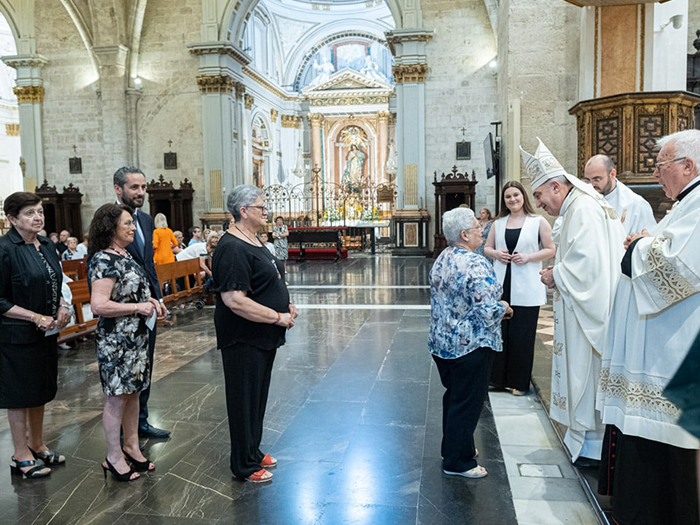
[343,144,366,185]
[308,56,335,88]
[361,55,387,83]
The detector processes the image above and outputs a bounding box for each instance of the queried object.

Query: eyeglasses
[122,220,136,227]
[247,205,269,214]
[654,156,686,172]
[20,208,44,218]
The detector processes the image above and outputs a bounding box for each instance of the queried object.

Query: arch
[0,0,20,47]
[222,0,404,44]
[287,27,393,91]
[59,0,99,78]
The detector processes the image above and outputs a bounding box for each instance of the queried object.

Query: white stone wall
[137,0,203,225]
[36,0,104,231]
[423,0,499,219]
[498,0,580,189]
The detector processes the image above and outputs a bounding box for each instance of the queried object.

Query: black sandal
[102,458,139,482]
[122,449,155,472]
[29,447,65,465]
[10,457,51,479]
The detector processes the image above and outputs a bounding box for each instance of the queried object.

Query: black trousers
[599,428,699,525]
[221,342,277,479]
[433,347,494,473]
[490,305,539,392]
[139,325,157,425]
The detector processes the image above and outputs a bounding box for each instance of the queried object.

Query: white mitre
[520,137,606,202]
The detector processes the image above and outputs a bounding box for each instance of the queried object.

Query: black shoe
[138,422,170,439]
[573,457,600,469]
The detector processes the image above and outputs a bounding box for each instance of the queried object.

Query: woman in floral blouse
[429,207,513,479]
[88,204,165,482]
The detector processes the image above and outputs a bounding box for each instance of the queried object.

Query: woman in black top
[212,184,298,483]
[0,192,72,479]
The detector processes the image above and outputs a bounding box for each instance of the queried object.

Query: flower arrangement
[324,207,342,223]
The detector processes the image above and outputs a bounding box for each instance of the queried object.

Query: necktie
[133,211,145,257]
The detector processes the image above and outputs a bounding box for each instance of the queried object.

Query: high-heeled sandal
[29,447,66,465]
[122,449,155,472]
[102,458,139,482]
[10,457,51,479]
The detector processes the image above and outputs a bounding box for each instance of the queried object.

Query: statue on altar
[361,55,387,83]
[343,144,366,185]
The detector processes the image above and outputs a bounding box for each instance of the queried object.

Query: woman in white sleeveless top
[484,181,555,395]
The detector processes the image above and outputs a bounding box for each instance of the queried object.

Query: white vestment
[597,182,700,450]
[605,180,657,235]
[551,188,626,461]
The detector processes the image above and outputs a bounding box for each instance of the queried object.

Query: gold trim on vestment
[645,237,696,306]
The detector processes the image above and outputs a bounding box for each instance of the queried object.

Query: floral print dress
[88,251,152,396]
[273,224,288,261]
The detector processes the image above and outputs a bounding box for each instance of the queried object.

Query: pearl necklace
[109,244,131,257]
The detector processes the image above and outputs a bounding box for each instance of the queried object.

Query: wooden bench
[61,257,87,280]
[58,279,98,343]
[155,258,205,309]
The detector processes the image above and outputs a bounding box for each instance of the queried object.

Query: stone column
[376,110,390,183]
[196,74,235,212]
[126,88,141,166]
[93,46,130,174]
[188,42,249,217]
[308,113,324,174]
[386,30,432,210]
[3,55,48,191]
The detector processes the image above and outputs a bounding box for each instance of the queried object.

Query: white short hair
[658,130,700,178]
[442,207,476,246]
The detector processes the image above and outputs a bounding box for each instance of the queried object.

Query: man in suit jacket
[113,167,170,439]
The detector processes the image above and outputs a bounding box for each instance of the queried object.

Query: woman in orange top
[152,213,178,265]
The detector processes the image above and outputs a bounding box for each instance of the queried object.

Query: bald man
[583,154,656,235]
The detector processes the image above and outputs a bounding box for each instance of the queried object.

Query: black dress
[489,228,541,392]
[0,229,61,409]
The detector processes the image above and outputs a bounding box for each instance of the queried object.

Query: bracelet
[274,311,281,324]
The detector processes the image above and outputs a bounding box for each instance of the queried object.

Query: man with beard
[113,167,170,439]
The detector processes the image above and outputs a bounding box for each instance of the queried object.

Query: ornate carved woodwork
[35,181,83,237]
[147,175,195,237]
[432,167,478,257]
[569,91,700,184]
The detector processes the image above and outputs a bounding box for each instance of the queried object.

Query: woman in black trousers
[212,185,298,483]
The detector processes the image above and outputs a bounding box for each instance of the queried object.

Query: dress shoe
[138,422,170,439]
[573,457,600,469]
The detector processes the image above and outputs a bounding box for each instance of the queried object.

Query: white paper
[145,310,157,331]
[45,326,60,336]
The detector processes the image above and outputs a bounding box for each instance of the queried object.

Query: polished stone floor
[0,256,598,525]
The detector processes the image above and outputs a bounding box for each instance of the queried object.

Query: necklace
[109,244,131,257]
[235,224,262,247]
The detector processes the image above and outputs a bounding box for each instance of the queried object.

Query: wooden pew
[287,227,345,261]
[58,279,98,343]
[155,258,205,309]
[61,257,87,280]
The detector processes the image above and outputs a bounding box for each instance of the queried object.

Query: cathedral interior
[0,0,699,523]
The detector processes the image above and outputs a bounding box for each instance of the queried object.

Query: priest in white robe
[521,138,625,463]
[596,129,700,525]
[583,154,657,235]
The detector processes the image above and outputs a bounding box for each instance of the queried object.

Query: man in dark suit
[113,167,170,439]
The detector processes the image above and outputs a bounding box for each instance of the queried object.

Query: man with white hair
[596,129,700,525]
[583,154,656,235]
[521,138,625,465]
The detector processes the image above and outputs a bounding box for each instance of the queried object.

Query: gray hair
[442,207,476,246]
[113,166,145,188]
[227,184,263,222]
[658,129,700,178]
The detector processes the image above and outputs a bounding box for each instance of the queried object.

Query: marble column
[377,110,390,183]
[233,81,246,188]
[3,55,48,192]
[308,113,324,174]
[386,30,432,210]
[126,88,141,166]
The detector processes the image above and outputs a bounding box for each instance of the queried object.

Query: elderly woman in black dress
[213,185,298,483]
[88,204,164,481]
[0,192,72,479]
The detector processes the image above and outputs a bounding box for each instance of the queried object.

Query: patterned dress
[273,224,288,261]
[88,251,152,396]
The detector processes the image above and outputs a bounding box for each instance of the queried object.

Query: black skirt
[0,335,58,408]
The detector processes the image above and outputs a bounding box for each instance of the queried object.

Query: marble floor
[0,255,600,525]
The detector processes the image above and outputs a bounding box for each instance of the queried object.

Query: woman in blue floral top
[429,207,513,479]
[88,204,165,482]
